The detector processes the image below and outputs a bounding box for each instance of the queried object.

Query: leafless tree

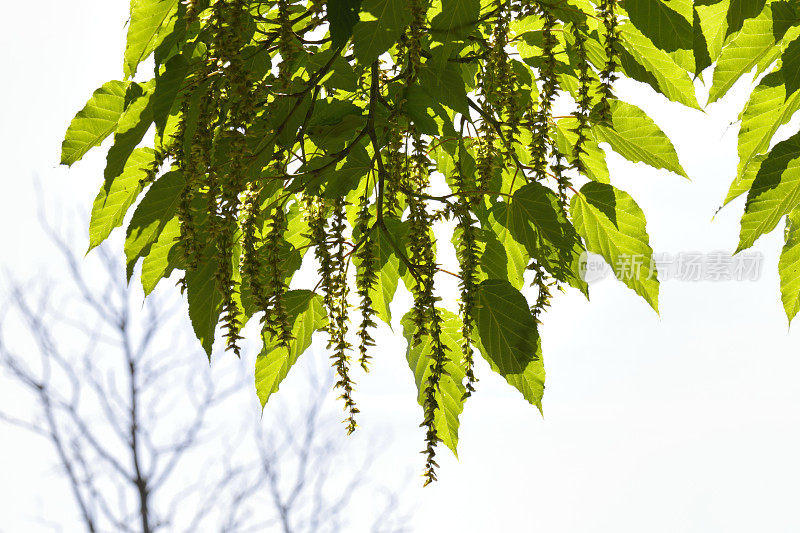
[0,223,410,533]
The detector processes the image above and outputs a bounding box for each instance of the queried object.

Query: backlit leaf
[779,208,800,324]
[594,100,688,178]
[124,170,184,278]
[474,279,545,410]
[124,0,180,79]
[724,71,800,205]
[152,53,188,135]
[571,182,659,311]
[328,0,363,48]
[105,82,155,182]
[61,81,128,166]
[556,117,610,183]
[708,1,799,104]
[430,0,479,40]
[353,219,405,325]
[141,215,182,295]
[186,249,221,356]
[479,204,528,290]
[618,23,701,109]
[509,182,587,292]
[401,309,467,455]
[738,131,800,252]
[88,147,153,251]
[352,0,411,64]
[474,279,539,375]
[624,0,694,54]
[255,291,328,407]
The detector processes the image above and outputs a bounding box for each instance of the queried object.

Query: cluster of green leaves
[695,0,800,324]
[61,0,720,482]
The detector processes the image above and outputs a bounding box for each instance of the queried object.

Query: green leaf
[571,182,660,311]
[724,71,800,205]
[324,147,373,197]
[782,36,800,96]
[430,0,480,40]
[624,0,693,54]
[186,250,221,356]
[708,2,799,104]
[141,215,182,295]
[88,147,153,251]
[402,85,444,136]
[283,201,312,250]
[692,4,713,75]
[738,131,800,252]
[352,0,411,65]
[105,83,155,181]
[353,219,405,325]
[152,53,188,135]
[61,81,128,166]
[370,230,402,325]
[418,63,469,115]
[308,51,359,92]
[255,290,327,408]
[695,0,731,62]
[474,279,545,410]
[298,144,372,197]
[479,204,528,290]
[725,0,766,37]
[124,170,184,278]
[307,101,366,153]
[508,182,587,292]
[267,92,312,148]
[474,279,539,375]
[594,100,688,178]
[556,117,610,183]
[724,153,766,206]
[124,0,180,79]
[401,308,467,455]
[508,183,567,249]
[618,23,701,109]
[779,208,800,324]
[551,0,597,25]
[328,0,363,48]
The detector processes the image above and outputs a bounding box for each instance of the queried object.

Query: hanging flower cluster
[64,0,696,483]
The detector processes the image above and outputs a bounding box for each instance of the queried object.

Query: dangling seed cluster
[145,0,621,484]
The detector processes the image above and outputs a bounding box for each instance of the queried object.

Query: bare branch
[2,214,410,532]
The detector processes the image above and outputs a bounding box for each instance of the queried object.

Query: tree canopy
[61,0,800,483]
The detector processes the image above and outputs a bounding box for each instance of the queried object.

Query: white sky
[2,1,800,532]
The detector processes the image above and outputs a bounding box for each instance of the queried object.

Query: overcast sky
[3,2,800,532]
